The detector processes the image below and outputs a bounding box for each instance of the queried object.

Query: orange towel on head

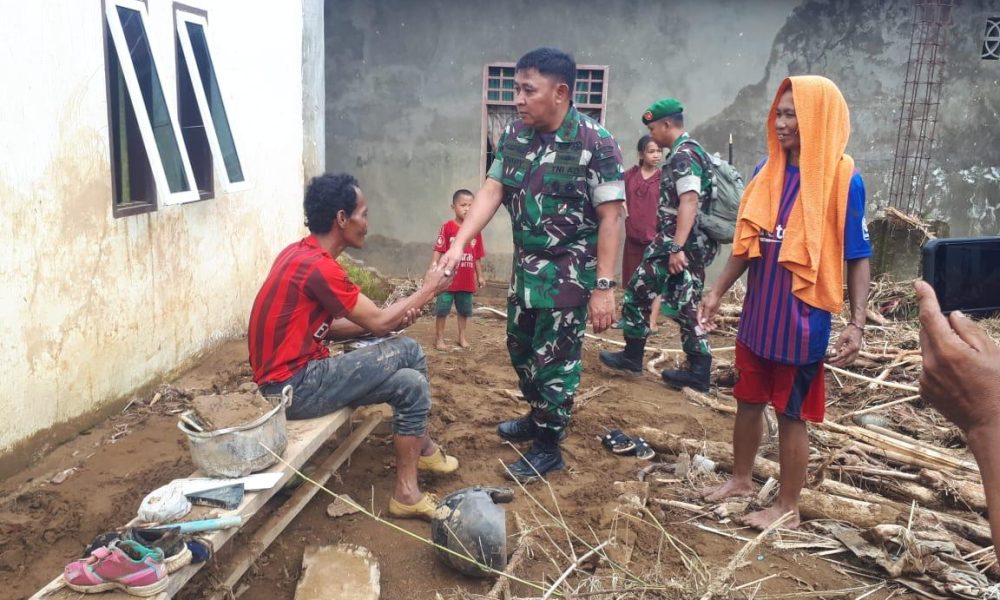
[733,76,855,314]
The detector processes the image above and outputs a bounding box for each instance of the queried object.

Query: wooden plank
[32,408,354,600]
[207,411,383,599]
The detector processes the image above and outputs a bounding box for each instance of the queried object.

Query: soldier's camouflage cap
[641,98,684,125]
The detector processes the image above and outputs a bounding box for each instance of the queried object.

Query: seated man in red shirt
[248,173,458,521]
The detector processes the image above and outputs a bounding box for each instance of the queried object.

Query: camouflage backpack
[685,140,745,244]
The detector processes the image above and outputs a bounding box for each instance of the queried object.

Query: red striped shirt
[248,236,360,384]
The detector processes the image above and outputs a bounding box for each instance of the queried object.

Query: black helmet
[431,486,514,578]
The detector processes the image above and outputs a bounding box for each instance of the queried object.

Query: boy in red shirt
[431,189,485,350]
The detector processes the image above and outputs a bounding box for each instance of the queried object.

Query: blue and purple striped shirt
[736,162,872,365]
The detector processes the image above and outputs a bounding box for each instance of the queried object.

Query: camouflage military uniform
[488,105,625,432]
[622,133,719,356]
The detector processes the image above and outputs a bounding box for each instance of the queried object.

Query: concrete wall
[325,0,798,278]
[694,0,1000,238]
[0,1,312,467]
[325,0,1000,278]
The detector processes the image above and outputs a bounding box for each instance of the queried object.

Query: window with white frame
[573,68,609,120]
[106,24,158,216]
[175,8,246,191]
[103,1,245,216]
[105,0,198,213]
[480,63,609,180]
[176,5,214,200]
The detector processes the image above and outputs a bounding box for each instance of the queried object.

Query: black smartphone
[921,236,1000,314]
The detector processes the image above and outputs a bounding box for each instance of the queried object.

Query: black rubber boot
[497,414,567,443]
[598,337,646,375]
[661,353,712,392]
[497,413,537,443]
[506,429,565,483]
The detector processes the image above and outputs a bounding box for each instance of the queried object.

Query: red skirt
[621,238,648,286]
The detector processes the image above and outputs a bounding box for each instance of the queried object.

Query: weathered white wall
[0,1,310,460]
[303,0,327,178]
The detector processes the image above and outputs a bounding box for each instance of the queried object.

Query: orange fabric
[732,76,855,313]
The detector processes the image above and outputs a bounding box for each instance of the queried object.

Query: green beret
[642,98,684,124]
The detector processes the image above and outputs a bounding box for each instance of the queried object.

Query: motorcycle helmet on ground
[431,486,514,577]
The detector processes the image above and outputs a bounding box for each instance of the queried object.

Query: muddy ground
[0,287,912,600]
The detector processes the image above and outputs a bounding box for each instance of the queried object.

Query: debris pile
[630,280,1000,598]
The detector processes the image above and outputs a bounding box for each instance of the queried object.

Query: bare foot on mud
[458,338,470,349]
[702,478,755,502]
[739,505,800,530]
[434,340,448,351]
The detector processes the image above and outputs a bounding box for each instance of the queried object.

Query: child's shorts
[435,291,473,317]
[732,342,826,422]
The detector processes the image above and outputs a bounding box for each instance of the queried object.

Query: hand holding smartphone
[921,236,1000,315]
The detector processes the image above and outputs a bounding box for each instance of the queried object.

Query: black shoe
[598,337,646,375]
[498,415,567,443]
[125,526,192,573]
[125,527,185,558]
[661,353,712,392]
[505,441,565,483]
[497,414,537,443]
[81,531,122,558]
[599,350,644,374]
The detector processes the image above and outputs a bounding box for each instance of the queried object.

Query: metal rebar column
[887,0,953,216]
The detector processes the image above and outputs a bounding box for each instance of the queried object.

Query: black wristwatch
[595,278,617,290]
[668,241,684,254]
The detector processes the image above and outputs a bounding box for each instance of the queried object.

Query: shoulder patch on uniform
[595,139,616,155]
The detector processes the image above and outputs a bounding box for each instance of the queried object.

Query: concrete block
[295,544,380,600]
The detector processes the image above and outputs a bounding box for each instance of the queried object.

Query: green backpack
[685,140,746,244]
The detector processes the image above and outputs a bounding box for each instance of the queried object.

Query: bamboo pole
[828,465,920,482]
[918,469,988,513]
[823,364,919,393]
[867,366,893,390]
[837,395,920,421]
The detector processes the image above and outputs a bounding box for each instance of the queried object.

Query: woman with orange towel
[696,76,872,530]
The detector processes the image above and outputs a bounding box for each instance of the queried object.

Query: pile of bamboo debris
[637,280,1000,599]
[472,464,814,600]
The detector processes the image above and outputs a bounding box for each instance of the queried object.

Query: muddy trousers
[261,336,430,436]
[506,295,587,434]
[622,236,717,356]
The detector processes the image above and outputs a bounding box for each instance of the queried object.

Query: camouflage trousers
[622,230,718,356]
[506,295,587,433]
